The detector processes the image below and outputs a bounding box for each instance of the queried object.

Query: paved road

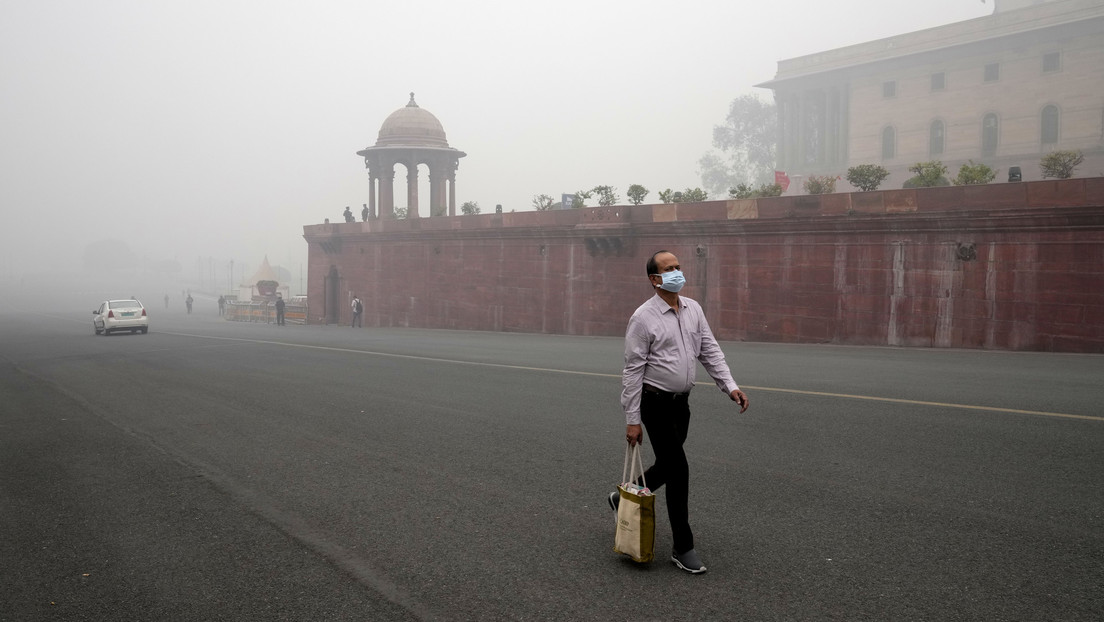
[2,303,1102,621]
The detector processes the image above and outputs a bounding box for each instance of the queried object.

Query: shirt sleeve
[696,311,739,395]
[621,316,649,425]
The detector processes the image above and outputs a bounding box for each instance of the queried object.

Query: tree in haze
[393,206,408,218]
[571,189,592,209]
[592,185,619,206]
[699,94,777,197]
[461,201,481,215]
[626,184,649,205]
[531,194,554,211]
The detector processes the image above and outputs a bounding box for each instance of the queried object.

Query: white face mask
[652,270,686,293]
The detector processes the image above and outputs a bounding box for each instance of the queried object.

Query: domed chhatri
[376,93,450,148]
[357,93,466,219]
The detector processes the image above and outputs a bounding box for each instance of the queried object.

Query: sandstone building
[756,0,1104,188]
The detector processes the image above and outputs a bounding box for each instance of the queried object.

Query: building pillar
[368,174,377,218]
[380,165,395,218]
[796,92,807,169]
[429,164,443,217]
[826,88,838,167]
[776,95,787,171]
[448,168,457,217]
[787,92,800,172]
[406,161,419,218]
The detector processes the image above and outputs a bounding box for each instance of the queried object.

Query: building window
[1041,105,1060,144]
[931,72,945,91]
[930,120,945,156]
[882,126,896,160]
[883,80,897,98]
[1043,52,1061,73]
[982,113,999,156]
[984,63,1000,82]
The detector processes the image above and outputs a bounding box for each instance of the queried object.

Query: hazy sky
[1,0,993,283]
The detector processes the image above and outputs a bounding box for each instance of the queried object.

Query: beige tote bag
[613,443,655,563]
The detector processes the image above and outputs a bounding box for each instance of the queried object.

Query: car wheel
[141,328,149,334]
[94,325,102,335]
[102,329,110,336]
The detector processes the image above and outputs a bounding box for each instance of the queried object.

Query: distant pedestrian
[351,295,363,327]
[185,293,194,314]
[343,206,355,223]
[164,294,169,309]
[361,203,369,221]
[275,294,286,325]
[218,295,226,316]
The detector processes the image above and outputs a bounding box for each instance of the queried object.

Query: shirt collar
[648,292,684,313]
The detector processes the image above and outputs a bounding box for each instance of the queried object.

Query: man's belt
[642,383,690,399]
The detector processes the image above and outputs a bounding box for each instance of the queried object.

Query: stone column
[448,167,457,217]
[796,92,806,169]
[380,165,395,218]
[776,95,787,171]
[429,164,442,217]
[368,174,377,218]
[406,161,419,218]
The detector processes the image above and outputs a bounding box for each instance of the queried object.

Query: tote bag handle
[621,442,648,490]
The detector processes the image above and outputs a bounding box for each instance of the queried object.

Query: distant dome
[376,92,449,148]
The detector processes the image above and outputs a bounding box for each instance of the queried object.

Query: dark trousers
[640,391,693,554]
[352,312,362,327]
[276,310,285,325]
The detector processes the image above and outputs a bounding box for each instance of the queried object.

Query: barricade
[225,301,307,325]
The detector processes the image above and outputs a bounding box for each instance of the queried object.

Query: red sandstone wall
[304,179,1104,353]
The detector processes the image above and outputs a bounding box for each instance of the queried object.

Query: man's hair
[646,250,670,277]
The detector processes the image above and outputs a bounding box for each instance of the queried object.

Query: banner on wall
[775,171,790,192]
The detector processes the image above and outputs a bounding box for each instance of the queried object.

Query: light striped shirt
[621,294,739,425]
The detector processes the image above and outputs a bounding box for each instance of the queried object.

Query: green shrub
[903,161,949,188]
[803,175,837,195]
[953,160,997,185]
[728,183,783,199]
[1040,150,1084,179]
[846,164,890,191]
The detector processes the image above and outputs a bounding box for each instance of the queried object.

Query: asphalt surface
[2,298,1102,621]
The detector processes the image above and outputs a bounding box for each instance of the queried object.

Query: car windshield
[109,300,141,309]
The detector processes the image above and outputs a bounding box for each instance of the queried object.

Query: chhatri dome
[357,93,466,219]
[375,93,450,148]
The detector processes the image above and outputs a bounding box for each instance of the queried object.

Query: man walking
[614,250,749,574]
[351,294,363,328]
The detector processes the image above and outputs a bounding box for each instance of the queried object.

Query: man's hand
[626,424,643,446]
[730,389,749,413]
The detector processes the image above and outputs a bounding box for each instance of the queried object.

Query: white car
[93,299,150,335]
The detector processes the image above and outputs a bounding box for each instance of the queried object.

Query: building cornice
[756,0,1104,88]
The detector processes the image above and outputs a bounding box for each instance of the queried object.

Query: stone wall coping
[304,178,1102,240]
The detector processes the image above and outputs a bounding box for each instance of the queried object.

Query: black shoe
[672,549,707,574]
[608,491,619,512]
